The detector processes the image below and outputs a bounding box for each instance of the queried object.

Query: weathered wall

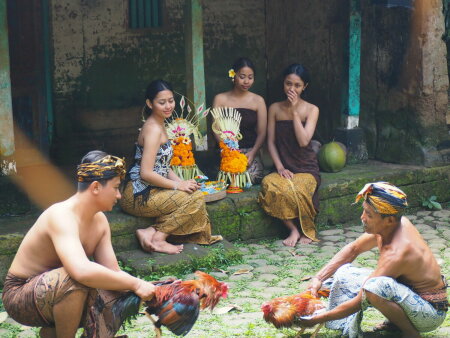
[360,0,449,165]
[49,0,266,165]
[265,0,349,143]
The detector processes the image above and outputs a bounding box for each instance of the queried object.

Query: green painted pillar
[185,0,207,150]
[346,0,361,128]
[0,0,15,158]
[335,0,367,164]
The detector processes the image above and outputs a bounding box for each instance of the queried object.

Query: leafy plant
[421,195,442,210]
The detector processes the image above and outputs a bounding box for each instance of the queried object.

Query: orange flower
[219,142,247,173]
[171,156,181,166]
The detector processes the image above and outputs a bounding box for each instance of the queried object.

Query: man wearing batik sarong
[2,150,155,337]
[300,182,448,338]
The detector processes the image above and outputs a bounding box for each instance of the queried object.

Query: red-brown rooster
[111,271,228,337]
[261,290,329,338]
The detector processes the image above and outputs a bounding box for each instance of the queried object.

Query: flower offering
[211,107,252,192]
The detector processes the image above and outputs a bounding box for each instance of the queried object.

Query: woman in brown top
[212,57,267,183]
[259,64,320,246]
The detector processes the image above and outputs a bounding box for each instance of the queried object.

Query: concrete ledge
[0,161,449,284]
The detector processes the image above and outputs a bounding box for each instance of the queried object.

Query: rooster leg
[311,323,324,338]
[144,313,162,338]
[294,327,306,337]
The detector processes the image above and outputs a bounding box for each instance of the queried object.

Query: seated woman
[259,64,320,247]
[212,57,267,184]
[120,80,222,254]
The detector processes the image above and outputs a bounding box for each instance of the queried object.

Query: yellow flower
[228,69,236,79]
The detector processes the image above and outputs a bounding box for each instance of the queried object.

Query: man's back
[382,217,444,292]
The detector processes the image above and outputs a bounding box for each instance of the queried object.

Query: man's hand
[298,313,323,327]
[134,279,156,301]
[307,276,323,298]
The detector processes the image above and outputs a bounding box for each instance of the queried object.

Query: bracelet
[173,182,179,190]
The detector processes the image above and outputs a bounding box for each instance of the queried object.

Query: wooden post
[0,0,15,166]
[185,0,207,150]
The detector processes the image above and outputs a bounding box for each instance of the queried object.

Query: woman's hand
[277,167,294,179]
[286,89,299,106]
[245,150,256,166]
[176,179,200,193]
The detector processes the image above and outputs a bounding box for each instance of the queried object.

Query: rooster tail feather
[151,299,200,336]
[110,292,141,328]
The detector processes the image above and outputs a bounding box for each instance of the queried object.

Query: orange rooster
[261,290,329,338]
[111,271,228,337]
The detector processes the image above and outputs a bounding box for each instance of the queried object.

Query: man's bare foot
[298,234,313,244]
[283,230,300,247]
[150,239,184,254]
[136,228,156,252]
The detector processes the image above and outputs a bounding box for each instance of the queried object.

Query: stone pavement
[1,208,449,337]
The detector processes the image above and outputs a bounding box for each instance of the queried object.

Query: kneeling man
[302,182,448,337]
[2,150,155,337]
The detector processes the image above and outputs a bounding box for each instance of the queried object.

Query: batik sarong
[2,268,129,337]
[325,264,448,337]
[120,181,222,245]
[258,172,318,241]
[241,147,264,184]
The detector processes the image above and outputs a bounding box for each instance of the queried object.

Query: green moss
[210,215,240,241]
[136,245,243,281]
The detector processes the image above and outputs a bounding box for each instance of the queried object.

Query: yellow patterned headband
[355,182,408,215]
[77,155,126,182]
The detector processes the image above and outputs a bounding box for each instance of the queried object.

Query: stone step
[0,161,449,285]
[116,240,238,277]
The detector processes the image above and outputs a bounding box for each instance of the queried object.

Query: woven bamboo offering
[210,107,252,193]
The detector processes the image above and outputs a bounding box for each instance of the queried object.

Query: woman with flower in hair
[259,64,320,247]
[120,80,222,254]
[212,57,267,184]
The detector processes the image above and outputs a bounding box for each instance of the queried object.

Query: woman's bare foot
[298,234,313,244]
[150,238,184,254]
[283,229,301,247]
[136,228,156,253]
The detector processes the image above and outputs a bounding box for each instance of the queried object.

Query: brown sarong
[120,182,222,245]
[416,276,449,312]
[2,268,128,337]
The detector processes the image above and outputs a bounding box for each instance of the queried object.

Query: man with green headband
[2,150,156,337]
[301,182,448,337]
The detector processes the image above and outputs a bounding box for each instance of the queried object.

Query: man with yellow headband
[300,182,448,337]
[2,150,156,337]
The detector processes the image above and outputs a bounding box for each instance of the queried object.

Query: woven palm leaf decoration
[211,107,252,192]
[165,94,209,180]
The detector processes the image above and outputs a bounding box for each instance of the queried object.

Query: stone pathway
[1,208,449,337]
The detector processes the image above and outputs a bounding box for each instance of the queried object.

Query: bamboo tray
[203,190,226,203]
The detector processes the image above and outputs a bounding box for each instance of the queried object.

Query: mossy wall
[49,0,266,165]
[360,1,449,164]
[47,1,448,166]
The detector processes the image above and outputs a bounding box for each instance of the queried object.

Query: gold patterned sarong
[258,172,318,241]
[120,181,222,245]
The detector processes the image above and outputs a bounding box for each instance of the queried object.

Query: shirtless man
[2,150,155,338]
[301,182,448,337]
